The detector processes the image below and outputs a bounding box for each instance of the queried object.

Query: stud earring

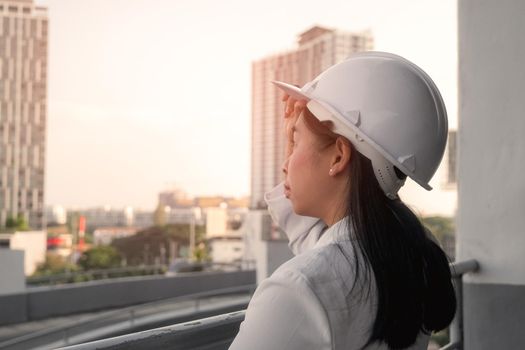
[329,168,334,175]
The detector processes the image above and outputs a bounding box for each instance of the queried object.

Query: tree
[112,223,205,266]
[77,246,122,270]
[421,216,455,243]
[153,204,167,227]
[192,242,210,262]
[33,253,78,276]
[5,216,17,228]
[16,214,29,230]
[5,214,30,231]
[421,215,456,260]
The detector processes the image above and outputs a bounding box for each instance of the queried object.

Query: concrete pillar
[242,210,293,285]
[458,0,525,348]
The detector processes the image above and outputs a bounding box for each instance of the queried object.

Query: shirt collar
[314,216,352,248]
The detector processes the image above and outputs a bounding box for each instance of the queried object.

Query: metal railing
[58,310,246,350]
[439,259,479,350]
[27,261,253,286]
[26,265,167,286]
[53,260,479,350]
[0,284,255,350]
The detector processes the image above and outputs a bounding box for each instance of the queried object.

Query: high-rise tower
[0,0,48,229]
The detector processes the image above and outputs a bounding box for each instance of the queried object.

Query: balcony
[49,260,478,350]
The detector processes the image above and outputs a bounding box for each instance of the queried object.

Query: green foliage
[430,328,450,347]
[5,216,17,228]
[421,216,455,242]
[192,242,210,262]
[84,231,94,244]
[112,223,205,266]
[4,214,30,231]
[77,245,122,270]
[16,214,29,230]
[33,253,78,276]
[153,204,167,227]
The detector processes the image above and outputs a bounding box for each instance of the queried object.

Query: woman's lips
[284,184,291,197]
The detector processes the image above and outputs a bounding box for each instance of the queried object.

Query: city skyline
[36,0,457,211]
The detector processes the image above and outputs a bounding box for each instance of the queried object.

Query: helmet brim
[271,80,312,101]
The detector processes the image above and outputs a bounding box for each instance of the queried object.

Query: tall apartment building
[0,0,48,229]
[251,26,373,208]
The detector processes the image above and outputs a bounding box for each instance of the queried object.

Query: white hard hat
[272,51,448,199]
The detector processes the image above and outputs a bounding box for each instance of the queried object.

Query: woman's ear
[329,137,352,176]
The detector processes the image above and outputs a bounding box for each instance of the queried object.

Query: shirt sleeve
[228,269,331,350]
[264,182,327,255]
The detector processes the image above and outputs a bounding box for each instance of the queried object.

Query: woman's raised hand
[282,93,307,157]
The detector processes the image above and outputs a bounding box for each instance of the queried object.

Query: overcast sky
[37,0,457,210]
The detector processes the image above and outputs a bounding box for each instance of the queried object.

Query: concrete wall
[0,249,25,295]
[0,270,255,326]
[457,0,525,348]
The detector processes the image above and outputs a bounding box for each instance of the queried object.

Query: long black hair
[346,144,456,349]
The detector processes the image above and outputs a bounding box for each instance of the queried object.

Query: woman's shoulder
[272,241,359,297]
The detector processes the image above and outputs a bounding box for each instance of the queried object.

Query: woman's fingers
[285,96,296,118]
[284,95,307,118]
[281,92,307,157]
[294,99,307,114]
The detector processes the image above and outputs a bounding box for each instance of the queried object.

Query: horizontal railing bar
[57,310,247,350]
[449,259,479,277]
[440,341,460,350]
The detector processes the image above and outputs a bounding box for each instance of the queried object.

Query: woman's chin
[291,202,313,218]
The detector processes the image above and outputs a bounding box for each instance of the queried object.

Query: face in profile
[282,112,337,218]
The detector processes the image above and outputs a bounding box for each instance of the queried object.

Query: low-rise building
[0,231,46,275]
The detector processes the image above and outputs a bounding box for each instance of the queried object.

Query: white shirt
[229,182,430,350]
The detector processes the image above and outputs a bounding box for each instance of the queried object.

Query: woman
[229,51,456,350]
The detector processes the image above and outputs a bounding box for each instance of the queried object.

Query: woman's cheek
[288,150,306,177]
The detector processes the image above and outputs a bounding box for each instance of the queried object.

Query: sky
[37,0,458,210]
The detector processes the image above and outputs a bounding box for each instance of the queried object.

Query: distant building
[250,26,373,208]
[205,206,245,265]
[158,188,193,208]
[208,237,243,265]
[77,207,129,230]
[132,209,154,228]
[0,0,48,229]
[45,205,67,225]
[206,207,228,239]
[93,226,139,246]
[46,232,72,258]
[0,249,24,295]
[159,188,250,210]
[0,230,46,275]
